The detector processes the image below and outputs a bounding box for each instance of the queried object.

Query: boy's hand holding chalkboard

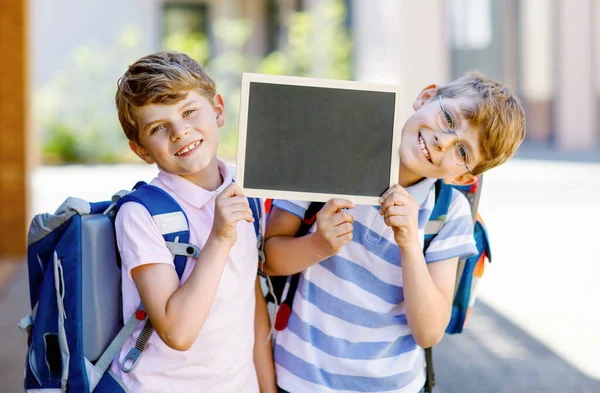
[312,199,355,258]
[379,185,420,249]
[211,183,254,245]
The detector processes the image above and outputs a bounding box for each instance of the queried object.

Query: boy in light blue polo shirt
[263,71,526,393]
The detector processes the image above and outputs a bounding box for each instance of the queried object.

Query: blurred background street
[1,0,600,392]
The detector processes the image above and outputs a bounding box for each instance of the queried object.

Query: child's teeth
[178,141,199,155]
[419,135,431,160]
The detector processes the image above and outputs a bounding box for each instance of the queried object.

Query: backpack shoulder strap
[248,197,263,237]
[422,180,453,393]
[298,202,325,236]
[424,179,453,251]
[101,183,197,376]
[273,201,325,331]
[116,183,195,279]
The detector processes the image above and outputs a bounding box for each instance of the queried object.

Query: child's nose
[170,122,189,140]
[433,131,457,152]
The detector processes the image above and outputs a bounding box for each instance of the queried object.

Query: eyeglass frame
[437,94,475,175]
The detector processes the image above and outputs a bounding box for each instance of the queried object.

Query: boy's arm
[263,199,354,276]
[128,183,254,351]
[380,185,459,348]
[253,276,277,393]
[398,246,458,348]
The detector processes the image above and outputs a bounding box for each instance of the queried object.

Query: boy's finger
[380,194,410,215]
[384,215,407,228]
[219,204,253,216]
[332,211,354,225]
[217,183,244,199]
[227,210,255,223]
[322,199,355,215]
[332,222,353,237]
[383,205,409,219]
[223,195,251,206]
[333,232,353,247]
[379,184,406,203]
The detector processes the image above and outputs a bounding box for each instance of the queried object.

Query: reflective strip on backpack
[424,220,444,236]
[152,212,188,235]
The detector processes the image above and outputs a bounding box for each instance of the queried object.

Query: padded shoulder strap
[424,180,453,251]
[429,180,453,221]
[116,184,191,279]
[248,197,263,237]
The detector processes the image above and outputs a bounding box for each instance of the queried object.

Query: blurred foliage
[37,0,352,164]
[36,26,144,164]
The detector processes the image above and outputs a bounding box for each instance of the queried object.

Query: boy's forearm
[253,277,277,393]
[160,235,233,349]
[400,240,453,348]
[263,233,331,276]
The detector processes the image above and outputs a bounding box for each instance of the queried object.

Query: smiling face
[129,90,225,189]
[398,85,483,187]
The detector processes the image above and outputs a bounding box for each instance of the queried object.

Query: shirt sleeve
[115,201,175,280]
[272,199,311,219]
[425,189,478,263]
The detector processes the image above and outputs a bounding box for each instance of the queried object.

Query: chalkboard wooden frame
[236,73,403,205]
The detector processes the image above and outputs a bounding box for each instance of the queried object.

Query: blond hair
[116,51,216,144]
[438,71,526,174]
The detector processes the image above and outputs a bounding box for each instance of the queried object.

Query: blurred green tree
[35,26,144,164]
[37,0,352,164]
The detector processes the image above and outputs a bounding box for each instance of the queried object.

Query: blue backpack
[20,181,263,392]
[422,178,491,392]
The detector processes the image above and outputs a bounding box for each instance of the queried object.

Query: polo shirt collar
[405,177,437,208]
[156,158,232,209]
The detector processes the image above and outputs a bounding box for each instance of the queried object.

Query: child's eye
[457,143,468,160]
[151,125,165,134]
[443,111,455,129]
[183,109,196,117]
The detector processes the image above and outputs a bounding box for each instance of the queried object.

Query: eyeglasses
[437,95,474,174]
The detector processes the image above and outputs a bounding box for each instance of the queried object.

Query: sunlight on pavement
[477,159,600,380]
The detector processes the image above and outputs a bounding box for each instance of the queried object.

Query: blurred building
[1,0,599,257]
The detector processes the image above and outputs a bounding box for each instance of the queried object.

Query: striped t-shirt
[272,178,478,393]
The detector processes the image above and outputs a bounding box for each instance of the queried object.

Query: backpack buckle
[120,347,142,373]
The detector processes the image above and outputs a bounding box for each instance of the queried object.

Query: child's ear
[213,93,226,127]
[413,84,440,111]
[129,140,155,164]
[443,173,478,186]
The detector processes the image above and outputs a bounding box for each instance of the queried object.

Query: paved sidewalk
[0,259,28,392]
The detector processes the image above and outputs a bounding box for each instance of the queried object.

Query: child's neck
[397,163,425,188]
[179,160,222,190]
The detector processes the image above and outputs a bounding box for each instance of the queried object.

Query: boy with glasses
[263,71,525,393]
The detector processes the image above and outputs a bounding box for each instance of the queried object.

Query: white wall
[352,0,448,123]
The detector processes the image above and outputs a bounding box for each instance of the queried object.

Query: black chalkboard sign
[236,73,402,204]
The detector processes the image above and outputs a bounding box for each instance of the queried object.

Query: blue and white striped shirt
[272,178,477,393]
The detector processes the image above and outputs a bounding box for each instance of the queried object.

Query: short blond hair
[116,51,216,144]
[438,71,526,174]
